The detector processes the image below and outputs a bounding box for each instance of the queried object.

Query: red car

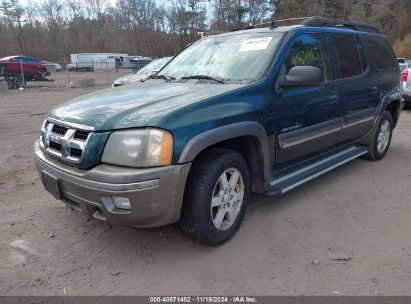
[0,55,49,80]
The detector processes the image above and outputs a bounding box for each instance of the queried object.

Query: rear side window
[366,36,398,69]
[285,33,334,81]
[333,34,362,78]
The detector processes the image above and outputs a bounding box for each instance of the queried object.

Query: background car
[112,56,172,87]
[402,64,411,109]
[398,58,407,71]
[0,55,50,80]
[43,61,62,72]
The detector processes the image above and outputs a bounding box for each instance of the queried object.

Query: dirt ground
[24,69,133,88]
[0,84,411,296]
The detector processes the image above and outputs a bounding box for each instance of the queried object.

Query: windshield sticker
[239,37,273,52]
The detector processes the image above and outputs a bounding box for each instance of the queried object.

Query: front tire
[363,111,393,161]
[180,149,250,246]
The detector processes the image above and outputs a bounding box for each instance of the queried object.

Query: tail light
[402,69,408,82]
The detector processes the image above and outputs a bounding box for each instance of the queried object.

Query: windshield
[158,32,283,82]
[138,57,172,74]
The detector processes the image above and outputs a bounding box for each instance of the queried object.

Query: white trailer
[67,53,128,71]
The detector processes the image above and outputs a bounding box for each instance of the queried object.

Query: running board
[265,146,368,197]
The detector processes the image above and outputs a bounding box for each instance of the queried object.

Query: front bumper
[33,139,191,228]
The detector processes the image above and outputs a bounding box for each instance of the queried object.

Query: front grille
[73,130,90,141]
[70,148,82,158]
[42,120,92,163]
[49,141,62,151]
[52,124,68,135]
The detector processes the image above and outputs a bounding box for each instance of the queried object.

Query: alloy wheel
[210,167,244,231]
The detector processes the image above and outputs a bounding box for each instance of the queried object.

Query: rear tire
[37,69,47,80]
[180,148,250,246]
[363,111,393,161]
[0,64,6,75]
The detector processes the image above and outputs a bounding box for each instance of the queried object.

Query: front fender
[178,121,271,189]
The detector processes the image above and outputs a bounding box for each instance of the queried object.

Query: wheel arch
[379,92,401,128]
[178,122,271,193]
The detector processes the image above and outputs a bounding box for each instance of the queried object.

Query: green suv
[34,17,402,245]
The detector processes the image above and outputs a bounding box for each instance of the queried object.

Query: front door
[273,32,343,173]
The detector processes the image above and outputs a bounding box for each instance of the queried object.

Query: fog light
[112,197,131,210]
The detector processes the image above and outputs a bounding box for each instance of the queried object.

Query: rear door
[365,36,400,104]
[332,34,379,143]
[274,32,342,172]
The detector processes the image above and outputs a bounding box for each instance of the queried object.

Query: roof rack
[301,17,381,34]
[250,17,318,30]
[227,16,381,35]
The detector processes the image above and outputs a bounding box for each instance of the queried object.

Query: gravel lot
[0,83,411,296]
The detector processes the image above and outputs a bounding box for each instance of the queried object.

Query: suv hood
[49,80,244,131]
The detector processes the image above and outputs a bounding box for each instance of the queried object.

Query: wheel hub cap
[377,120,390,153]
[211,167,244,231]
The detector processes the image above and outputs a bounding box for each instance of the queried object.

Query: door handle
[327,95,339,104]
[371,86,379,94]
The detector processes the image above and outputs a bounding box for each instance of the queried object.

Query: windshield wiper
[148,74,175,82]
[179,75,225,84]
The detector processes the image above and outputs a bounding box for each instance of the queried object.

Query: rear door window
[366,36,398,70]
[333,34,362,78]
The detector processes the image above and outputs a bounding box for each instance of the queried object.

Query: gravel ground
[0,85,411,296]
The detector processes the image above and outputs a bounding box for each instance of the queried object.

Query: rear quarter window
[366,36,398,70]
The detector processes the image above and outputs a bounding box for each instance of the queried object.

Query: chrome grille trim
[40,119,92,163]
[47,117,95,131]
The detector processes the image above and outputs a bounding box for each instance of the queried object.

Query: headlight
[102,129,173,167]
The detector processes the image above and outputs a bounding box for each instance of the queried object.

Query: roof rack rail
[229,16,381,34]
[251,16,320,30]
[302,17,381,34]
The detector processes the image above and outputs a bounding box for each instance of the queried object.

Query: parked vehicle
[0,55,49,80]
[67,53,128,71]
[115,55,151,70]
[43,61,62,72]
[401,64,411,109]
[34,17,401,245]
[112,57,173,87]
[399,63,407,71]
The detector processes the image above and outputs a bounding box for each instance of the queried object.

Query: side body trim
[278,118,343,149]
[342,108,376,129]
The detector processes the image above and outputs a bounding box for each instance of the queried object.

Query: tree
[0,0,26,53]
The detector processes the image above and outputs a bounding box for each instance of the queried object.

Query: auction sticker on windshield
[239,37,273,52]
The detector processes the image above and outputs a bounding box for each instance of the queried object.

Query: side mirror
[279,66,322,88]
